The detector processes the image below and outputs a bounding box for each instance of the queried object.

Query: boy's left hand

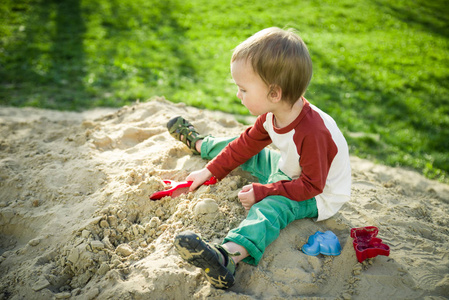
[238,184,256,210]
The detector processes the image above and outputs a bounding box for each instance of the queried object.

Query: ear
[268,85,282,103]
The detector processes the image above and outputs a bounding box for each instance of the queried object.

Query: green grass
[1,0,448,182]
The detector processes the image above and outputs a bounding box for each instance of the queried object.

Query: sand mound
[0,98,448,300]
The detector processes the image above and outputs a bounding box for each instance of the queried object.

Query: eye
[239,88,246,93]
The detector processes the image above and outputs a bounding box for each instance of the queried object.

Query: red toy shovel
[149,177,217,200]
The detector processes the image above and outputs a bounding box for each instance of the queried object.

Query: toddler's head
[231,27,312,106]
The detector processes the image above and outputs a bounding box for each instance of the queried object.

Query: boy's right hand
[238,184,256,210]
[186,168,213,191]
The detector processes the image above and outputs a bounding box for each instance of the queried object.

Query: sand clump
[0,98,448,300]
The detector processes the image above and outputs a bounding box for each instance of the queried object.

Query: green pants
[201,136,318,265]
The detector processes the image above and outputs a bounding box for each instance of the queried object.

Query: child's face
[231,59,274,116]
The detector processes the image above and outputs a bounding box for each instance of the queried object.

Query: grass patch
[1,0,448,182]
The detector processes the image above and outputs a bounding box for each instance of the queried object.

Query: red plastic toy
[149,177,217,200]
[350,226,390,263]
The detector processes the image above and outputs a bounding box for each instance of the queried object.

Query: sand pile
[0,98,448,300]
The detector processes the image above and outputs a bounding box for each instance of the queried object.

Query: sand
[0,97,448,300]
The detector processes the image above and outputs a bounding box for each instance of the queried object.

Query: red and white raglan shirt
[206,98,351,221]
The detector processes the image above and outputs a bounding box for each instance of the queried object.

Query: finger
[186,173,195,182]
[190,174,210,191]
[238,188,251,198]
[189,180,202,191]
[241,184,252,192]
[238,194,245,204]
[238,192,247,202]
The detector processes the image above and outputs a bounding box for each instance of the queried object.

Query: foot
[174,231,237,289]
[167,116,204,155]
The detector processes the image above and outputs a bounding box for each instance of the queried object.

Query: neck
[272,98,304,128]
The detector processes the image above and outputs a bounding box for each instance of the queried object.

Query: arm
[186,115,270,192]
[206,114,272,180]
[253,129,338,202]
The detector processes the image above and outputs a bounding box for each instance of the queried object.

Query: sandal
[174,231,238,289]
[167,116,204,155]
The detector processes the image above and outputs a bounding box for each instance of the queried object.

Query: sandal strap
[216,245,241,257]
[214,245,237,275]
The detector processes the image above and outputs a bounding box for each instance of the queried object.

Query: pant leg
[224,196,318,265]
[200,136,236,160]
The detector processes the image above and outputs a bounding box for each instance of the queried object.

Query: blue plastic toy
[302,231,341,256]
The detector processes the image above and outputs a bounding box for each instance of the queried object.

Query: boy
[167,27,351,289]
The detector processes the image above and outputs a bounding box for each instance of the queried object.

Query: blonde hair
[231,27,312,106]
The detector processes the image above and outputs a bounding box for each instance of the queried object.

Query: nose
[236,90,242,100]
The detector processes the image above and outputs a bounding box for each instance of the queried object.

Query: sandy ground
[0,98,448,300]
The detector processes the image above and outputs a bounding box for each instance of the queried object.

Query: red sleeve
[252,122,338,202]
[206,114,272,180]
